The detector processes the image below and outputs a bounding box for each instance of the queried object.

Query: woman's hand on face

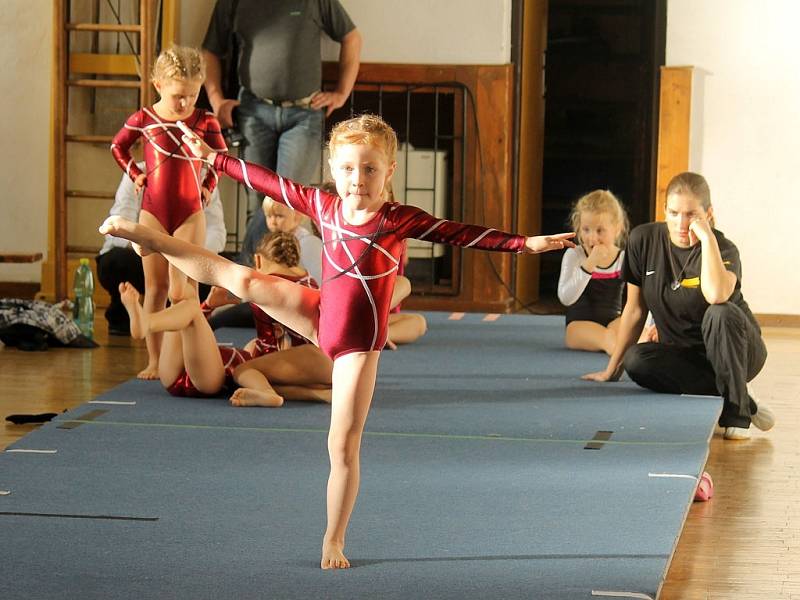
[689,216,713,245]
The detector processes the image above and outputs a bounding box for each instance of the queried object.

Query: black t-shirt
[203,0,355,101]
[623,222,758,348]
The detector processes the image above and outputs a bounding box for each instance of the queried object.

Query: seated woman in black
[583,171,773,440]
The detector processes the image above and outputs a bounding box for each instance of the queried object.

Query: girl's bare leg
[387,312,428,346]
[171,211,206,296]
[231,345,333,407]
[138,211,170,380]
[119,281,224,393]
[321,350,380,570]
[565,317,620,355]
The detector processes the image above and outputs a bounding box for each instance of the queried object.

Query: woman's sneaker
[724,426,751,440]
[751,403,775,432]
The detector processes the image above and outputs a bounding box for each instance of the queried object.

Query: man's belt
[260,92,317,108]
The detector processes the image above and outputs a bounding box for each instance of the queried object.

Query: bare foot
[321,540,350,570]
[137,363,159,380]
[229,388,284,407]
[118,282,148,339]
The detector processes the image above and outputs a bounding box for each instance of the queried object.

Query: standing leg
[138,211,170,379]
[321,350,381,569]
[171,210,207,295]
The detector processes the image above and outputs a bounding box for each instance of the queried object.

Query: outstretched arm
[99,216,267,304]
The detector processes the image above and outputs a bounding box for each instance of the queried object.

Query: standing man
[201,0,361,256]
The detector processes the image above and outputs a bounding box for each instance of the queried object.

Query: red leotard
[214,154,527,360]
[111,107,227,234]
[250,273,319,358]
[165,345,251,398]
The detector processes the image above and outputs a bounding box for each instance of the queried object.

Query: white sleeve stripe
[237,159,254,190]
[416,219,446,240]
[278,176,296,210]
[465,228,496,248]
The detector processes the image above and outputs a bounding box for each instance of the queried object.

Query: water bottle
[73,257,95,339]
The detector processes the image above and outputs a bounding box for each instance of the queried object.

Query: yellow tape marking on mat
[483,313,500,322]
[448,312,465,320]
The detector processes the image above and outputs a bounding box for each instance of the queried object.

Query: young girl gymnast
[111,45,227,379]
[118,262,331,407]
[208,230,333,407]
[557,190,629,355]
[101,113,575,570]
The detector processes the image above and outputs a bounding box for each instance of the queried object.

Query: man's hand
[310,90,347,117]
[524,232,576,254]
[212,98,240,129]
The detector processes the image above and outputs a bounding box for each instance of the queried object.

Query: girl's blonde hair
[151,45,205,83]
[328,114,398,165]
[569,189,629,246]
[255,231,301,269]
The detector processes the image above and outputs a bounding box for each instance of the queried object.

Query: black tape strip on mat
[57,409,108,430]
[584,430,613,450]
[0,511,158,522]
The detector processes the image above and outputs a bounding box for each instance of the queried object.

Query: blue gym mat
[0,313,720,599]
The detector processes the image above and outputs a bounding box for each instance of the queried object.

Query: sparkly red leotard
[111,108,227,234]
[165,345,251,398]
[214,154,527,360]
[250,273,318,358]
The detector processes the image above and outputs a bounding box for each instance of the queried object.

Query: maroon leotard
[165,345,251,398]
[250,273,319,358]
[111,107,227,234]
[214,154,527,360]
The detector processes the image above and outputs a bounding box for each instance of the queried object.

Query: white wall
[183,0,512,64]
[667,1,800,315]
[0,1,53,282]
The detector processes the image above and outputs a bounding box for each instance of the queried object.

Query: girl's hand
[177,121,217,163]
[201,187,212,208]
[524,232,576,254]
[134,173,147,194]
[204,285,239,308]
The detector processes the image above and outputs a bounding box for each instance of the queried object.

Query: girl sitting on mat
[557,190,628,355]
[100,112,575,570]
[111,45,227,380]
[582,171,774,441]
[206,230,333,407]
[118,235,331,406]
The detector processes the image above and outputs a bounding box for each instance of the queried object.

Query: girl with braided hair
[111,45,227,379]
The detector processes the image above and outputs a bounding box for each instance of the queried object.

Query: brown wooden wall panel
[655,66,693,221]
[324,62,517,313]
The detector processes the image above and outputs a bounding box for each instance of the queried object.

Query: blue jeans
[237,88,323,265]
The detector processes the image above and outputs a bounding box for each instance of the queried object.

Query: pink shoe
[694,471,714,502]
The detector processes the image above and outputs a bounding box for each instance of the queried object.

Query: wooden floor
[1,317,798,598]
